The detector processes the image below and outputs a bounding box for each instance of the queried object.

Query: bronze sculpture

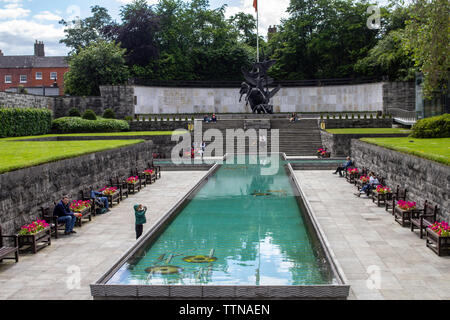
[239,58,281,114]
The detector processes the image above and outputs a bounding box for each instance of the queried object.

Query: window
[5,75,11,83]
[36,72,42,80]
[50,72,57,80]
[20,75,27,83]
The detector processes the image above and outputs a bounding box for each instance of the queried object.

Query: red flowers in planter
[429,221,450,237]
[19,220,50,235]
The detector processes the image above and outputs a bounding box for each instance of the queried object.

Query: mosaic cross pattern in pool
[108,155,337,286]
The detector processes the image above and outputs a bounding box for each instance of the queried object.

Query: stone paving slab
[0,171,208,300]
[294,170,450,300]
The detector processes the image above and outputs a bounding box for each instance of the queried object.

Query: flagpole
[256,1,259,62]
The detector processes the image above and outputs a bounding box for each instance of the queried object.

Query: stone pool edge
[90,154,350,300]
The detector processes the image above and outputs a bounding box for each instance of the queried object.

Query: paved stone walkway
[295,170,450,300]
[0,171,208,300]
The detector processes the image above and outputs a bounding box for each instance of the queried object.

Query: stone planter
[426,229,450,256]
[18,227,51,254]
[127,181,141,194]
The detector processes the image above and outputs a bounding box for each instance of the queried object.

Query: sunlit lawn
[361,137,450,166]
[327,128,411,134]
[0,139,145,174]
[2,131,182,141]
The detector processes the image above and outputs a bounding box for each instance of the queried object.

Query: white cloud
[225,0,290,39]
[0,19,67,55]
[115,0,159,4]
[34,11,62,22]
[0,3,29,19]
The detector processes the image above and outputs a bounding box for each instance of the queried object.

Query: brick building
[0,41,69,96]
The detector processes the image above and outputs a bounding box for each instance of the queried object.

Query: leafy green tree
[59,6,112,54]
[228,12,257,47]
[64,41,130,96]
[268,0,379,80]
[402,0,450,98]
[102,0,161,67]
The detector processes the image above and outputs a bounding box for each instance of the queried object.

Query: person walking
[134,204,147,239]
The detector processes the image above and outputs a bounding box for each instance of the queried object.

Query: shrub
[0,108,53,138]
[326,114,330,120]
[103,108,116,119]
[351,114,355,119]
[52,117,130,133]
[68,107,81,117]
[410,114,450,138]
[370,114,374,119]
[333,114,336,119]
[345,114,349,119]
[358,114,361,119]
[364,114,367,119]
[124,116,133,122]
[320,114,324,120]
[82,109,97,120]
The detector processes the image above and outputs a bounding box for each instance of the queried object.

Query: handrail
[389,108,417,123]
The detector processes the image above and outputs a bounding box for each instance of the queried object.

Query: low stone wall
[351,140,449,221]
[130,120,191,132]
[319,118,392,129]
[0,91,54,109]
[321,131,410,157]
[0,141,153,235]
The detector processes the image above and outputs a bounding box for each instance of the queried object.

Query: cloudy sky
[0,0,293,56]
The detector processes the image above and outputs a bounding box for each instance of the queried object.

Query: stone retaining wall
[321,131,410,157]
[319,118,392,129]
[0,141,153,235]
[351,140,449,221]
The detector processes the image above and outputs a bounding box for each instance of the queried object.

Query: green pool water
[108,155,336,286]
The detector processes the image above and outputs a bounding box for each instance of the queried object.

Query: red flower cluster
[397,200,416,210]
[70,200,91,212]
[100,187,118,195]
[127,176,139,184]
[429,221,450,237]
[19,220,49,235]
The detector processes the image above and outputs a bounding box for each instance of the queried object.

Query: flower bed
[143,169,154,175]
[70,200,92,213]
[18,220,50,235]
[127,176,139,184]
[428,222,450,237]
[100,187,118,195]
[376,185,391,194]
[397,200,416,211]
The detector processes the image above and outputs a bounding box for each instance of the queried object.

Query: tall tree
[402,0,450,98]
[64,41,130,96]
[59,6,112,54]
[103,0,161,67]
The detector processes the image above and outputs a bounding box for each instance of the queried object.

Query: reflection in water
[108,155,336,286]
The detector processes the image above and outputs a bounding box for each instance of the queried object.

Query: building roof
[0,55,68,69]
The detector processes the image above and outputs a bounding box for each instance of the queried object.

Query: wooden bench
[0,225,19,263]
[128,170,142,194]
[109,177,129,201]
[386,185,408,215]
[80,190,97,217]
[147,161,161,179]
[91,186,120,207]
[140,167,157,185]
[411,201,439,239]
[41,203,65,239]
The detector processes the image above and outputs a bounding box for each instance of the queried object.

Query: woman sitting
[355,172,379,197]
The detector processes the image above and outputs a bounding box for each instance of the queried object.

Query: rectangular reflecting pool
[91,154,349,299]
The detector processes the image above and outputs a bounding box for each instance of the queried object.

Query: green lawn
[360,137,450,166]
[327,128,411,135]
[2,131,182,141]
[0,139,145,174]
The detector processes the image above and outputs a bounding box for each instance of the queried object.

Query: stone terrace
[0,171,208,300]
[295,170,450,300]
[1,169,449,300]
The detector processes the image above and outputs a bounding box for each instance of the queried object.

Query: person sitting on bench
[90,189,109,211]
[53,195,81,235]
[355,172,379,197]
[333,156,352,177]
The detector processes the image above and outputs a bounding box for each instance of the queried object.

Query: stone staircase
[194,118,323,156]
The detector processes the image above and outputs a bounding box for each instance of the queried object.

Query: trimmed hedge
[68,107,81,117]
[410,114,450,138]
[0,108,53,138]
[82,109,97,120]
[103,108,116,119]
[52,117,130,133]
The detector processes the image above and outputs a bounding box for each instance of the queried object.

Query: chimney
[34,40,45,57]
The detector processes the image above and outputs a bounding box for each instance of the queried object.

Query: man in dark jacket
[53,195,80,235]
[333,156,353,177]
